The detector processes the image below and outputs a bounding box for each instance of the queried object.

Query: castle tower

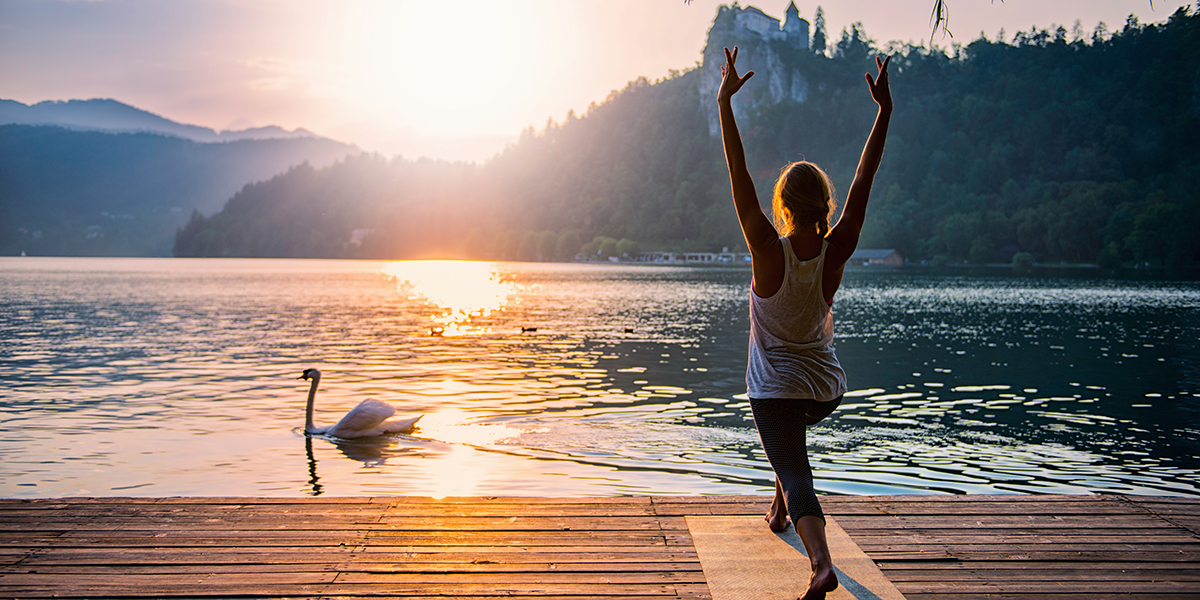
[782,2,810,50]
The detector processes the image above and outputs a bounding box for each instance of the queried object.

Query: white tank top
[746,238,848,401]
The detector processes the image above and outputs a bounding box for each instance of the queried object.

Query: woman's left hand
[717,46,754,104]
[865,54,892,112]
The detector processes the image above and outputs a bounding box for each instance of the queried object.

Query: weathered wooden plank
[878,560,1200,571]
[332,571,704,584]
[673,582,714,599]
[1,508,659,520]
[363,530,674,544]
[849,533,1199,544]
[835,494,1127,503]
[899,595,1200,600]
[826,502,1148,516]
[356,545,696,555]
[1155,516,1200,531]
[652,503,769,516]
[1,563,342,575]
[385,496,655,505]
[0,582,680,597]
[893,580,1199,593]
[1124,496,1200,505]
[0,515,684,532]
[872,550,1200,562]
[833,514,1174,528]
[0,572,340,585]
[13,548,697,564]
[650,496,764,504]
[882,568,1200,582]
[0,570,702,585]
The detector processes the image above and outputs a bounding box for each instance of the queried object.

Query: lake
[2,257,1198,498]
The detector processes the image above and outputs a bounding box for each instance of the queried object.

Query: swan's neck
[304,373,320,433]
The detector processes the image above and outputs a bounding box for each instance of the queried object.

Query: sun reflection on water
[417,409,523,447]
[382,260,525,334]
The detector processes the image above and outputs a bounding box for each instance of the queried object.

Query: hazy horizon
[0,0,1187,162]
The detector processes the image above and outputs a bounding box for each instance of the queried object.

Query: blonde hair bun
[772,161,834,237]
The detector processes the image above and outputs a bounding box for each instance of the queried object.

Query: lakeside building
[635,251,751,265]
[849,249,904,266]
[606,248,904,266]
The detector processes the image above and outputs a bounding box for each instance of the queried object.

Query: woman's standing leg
[766,476,789,532]
[750,398,840,599]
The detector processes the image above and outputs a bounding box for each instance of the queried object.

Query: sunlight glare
[414,409,525,499]
[417,408,522,447]
[382,260,523,334]
[338,0,554,136]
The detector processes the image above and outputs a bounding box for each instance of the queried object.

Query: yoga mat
[686,515,907,600]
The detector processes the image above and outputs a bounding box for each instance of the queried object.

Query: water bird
[521,326,537,333]
[299,368,422,439]
[624,327,635,334]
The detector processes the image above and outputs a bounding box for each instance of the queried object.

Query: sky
[0,0,1189,163]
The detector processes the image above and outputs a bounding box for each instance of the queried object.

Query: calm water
[2,257,1198,498]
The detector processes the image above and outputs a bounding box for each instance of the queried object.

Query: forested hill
[175,6,1199,269]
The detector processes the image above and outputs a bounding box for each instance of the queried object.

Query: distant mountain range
[0,98,320,143]
[0,99,360,257]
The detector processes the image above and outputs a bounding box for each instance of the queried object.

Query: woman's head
[772,161,834,237]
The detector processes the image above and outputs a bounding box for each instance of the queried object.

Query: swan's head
[300,368,321,381]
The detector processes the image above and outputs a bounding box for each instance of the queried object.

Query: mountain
[0,123,359,257]
[0,98,319,143]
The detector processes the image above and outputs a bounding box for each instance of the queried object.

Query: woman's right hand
[865,54,892,112]
[717,46,754,104]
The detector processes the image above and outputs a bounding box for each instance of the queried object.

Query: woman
[717,46,892,600]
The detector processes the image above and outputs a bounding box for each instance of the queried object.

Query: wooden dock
[2,494,1198,599]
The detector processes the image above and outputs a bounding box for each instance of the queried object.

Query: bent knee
[804,395,843,425]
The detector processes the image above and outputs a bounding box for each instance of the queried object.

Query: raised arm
[826,55,893,268]
[718,47,782,289]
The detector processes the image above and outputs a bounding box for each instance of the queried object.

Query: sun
[336,0,555,137]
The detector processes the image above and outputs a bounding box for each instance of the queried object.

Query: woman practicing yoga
[717,46,892,599]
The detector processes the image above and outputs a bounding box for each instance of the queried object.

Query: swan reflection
[306,435,407,496]
[382,260,522,334]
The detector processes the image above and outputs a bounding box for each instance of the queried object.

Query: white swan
[300,368,422,438]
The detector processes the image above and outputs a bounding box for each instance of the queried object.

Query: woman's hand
[717,46,754,104]
[865,54,892,113]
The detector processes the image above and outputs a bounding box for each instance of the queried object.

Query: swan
[299,368,422,438]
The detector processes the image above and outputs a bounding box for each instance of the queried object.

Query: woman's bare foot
[765,504,789,531]
[799,561,838,600]
[765,477,790,532]
[794,515,838,600]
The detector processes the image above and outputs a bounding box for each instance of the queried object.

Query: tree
[930,1,1155,41]
[536,230,557,260]
[555,231,582,261]
[616,238,640,257]
[812,6,827,55]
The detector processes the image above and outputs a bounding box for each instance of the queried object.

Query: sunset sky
[0,0,1186,162]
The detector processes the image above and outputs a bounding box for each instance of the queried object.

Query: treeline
[176,7,1200,269]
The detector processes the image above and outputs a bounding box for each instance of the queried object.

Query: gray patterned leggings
[749,396,843,522]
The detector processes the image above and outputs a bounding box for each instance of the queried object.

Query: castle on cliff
[732,2,810,50]
[699,3,815,137]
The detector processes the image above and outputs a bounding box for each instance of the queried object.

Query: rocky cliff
[699,4,813,137]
